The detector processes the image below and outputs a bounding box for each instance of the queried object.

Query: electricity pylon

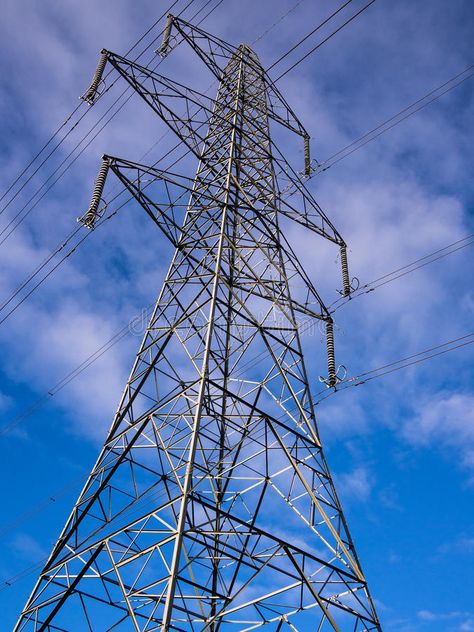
[16,16,381,632]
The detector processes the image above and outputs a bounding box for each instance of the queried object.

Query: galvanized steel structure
[16,16,381,632]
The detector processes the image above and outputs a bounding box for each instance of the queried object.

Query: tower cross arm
[159,15,312,168]
[79,155,194,246]
[14,22,382,630]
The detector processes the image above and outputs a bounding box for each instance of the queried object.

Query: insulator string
[303,135,311,176]
[160,14,175,57]
[2,323,474,591]
[339,244,351,297]
[0,0,185,220]
[0,0,206,244]
[79,157,110,228]
[326,320,337,387]
[81,50,108,105]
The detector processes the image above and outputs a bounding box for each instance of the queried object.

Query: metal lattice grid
[16,16,381,632]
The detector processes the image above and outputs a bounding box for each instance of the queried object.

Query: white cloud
[0,1,472,629]
[0,0,470,451]
[417,610,474,631]
[402,392,474,474]
[437,534,474,556]
[335,466,374,503]
[9,533,47,563]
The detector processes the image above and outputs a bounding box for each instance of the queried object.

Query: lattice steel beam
[16,18,380,632]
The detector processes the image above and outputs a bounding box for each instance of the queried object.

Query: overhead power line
[330,230,474,313]
[3,323,474,594]
[316,63,474,173]
[252,0,307,45]
[0,473,87,542]
[0,302,153,438]
[3,186,474,436]
[274,0,379,82]
[268,0,355,70]
[0,0,310,328]
[0,0,185,218]
[0,0,215,248]
[3,221,474,439]
[315,330,474,405]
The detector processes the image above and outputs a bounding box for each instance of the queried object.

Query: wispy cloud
[401,391,474,476]
[0,0,473,628]
[336,465,374,503]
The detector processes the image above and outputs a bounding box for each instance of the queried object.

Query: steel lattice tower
[16,16,381,632]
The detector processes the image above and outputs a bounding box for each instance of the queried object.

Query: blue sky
[0,0,473,629]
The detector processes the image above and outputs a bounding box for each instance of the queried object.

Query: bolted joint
[303,135,311,176]
[340,244,351,297]
[79,156,110,229]
[158,14,174,57]
[81,49,108,105]
[326,320,337,389]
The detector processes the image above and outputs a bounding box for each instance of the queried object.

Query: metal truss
[16,17,381,632]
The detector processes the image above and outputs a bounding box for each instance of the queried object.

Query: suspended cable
[0,473,88,542]
[0,302,154,438]
[329,231,474,313]
[0,0,326,441]
[5,0,466,270]
[274,0,379,82]
[0,234,91,327]
[251,0,307,45]
[0,200,127,331]
[111,0,307,164]
[4,213,470,439]
[12,0,460,308]
[0,227,82,316]
[316,63,474,173]
[0,559,47,592]
[0,0,215,249]
[0,110,82,209]
[268,0,354,70]
[0,0,185,219]
[315,330,474,405]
